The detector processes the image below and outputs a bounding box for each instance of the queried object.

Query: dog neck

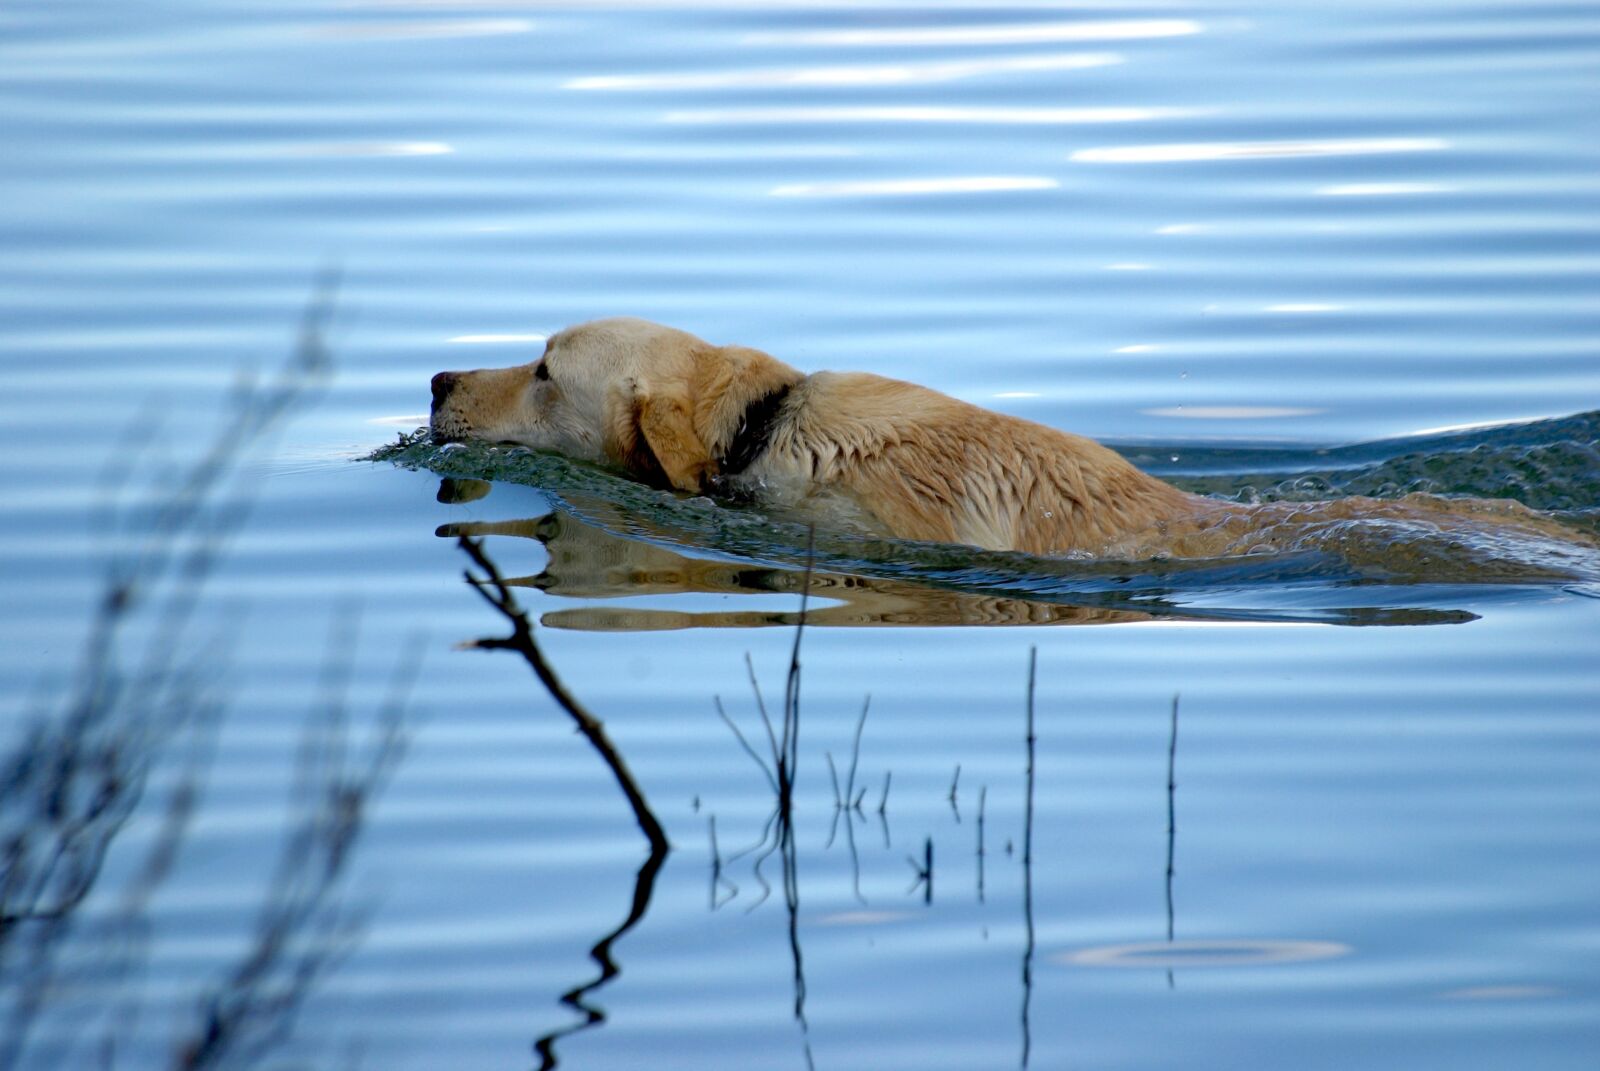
[718,382,794,478]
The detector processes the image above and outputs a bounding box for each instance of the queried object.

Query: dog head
[430,317,802,493]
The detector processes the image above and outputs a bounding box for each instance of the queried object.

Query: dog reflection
[433,491,1151,631]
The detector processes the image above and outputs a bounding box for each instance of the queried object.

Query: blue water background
[2,2,1598,1068]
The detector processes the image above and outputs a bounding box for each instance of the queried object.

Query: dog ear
[637,389,715,492]
[609,378,713,493]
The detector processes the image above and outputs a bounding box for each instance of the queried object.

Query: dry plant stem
[844,697,869,812]
[977,785,987,904]
[457,536,668,854]
[0,279,336,1071]
[1021,646,1037,1069]
[714,697,779,796]
[1166,693,1179,942]
[1166,693,1180,990]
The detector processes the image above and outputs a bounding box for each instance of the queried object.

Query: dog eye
[534,362,550,382]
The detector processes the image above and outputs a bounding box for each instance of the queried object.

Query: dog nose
[431,371,459,409]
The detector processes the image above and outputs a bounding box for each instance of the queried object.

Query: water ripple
[769,176,1058,198]
[667,105,1198,125]
[566,51,1121,91]
[743,19,1205,47]
[1073,137,1451,163]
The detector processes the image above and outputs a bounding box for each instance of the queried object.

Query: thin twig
[977,785,987,904]
[1166,693,1180,990]
[458,536,668,853]
[743,653,782,776]
[1021,647,1037,1069]
[714,696,779,795]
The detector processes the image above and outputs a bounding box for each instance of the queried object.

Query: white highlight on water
[743,19,1203,47]
[1074,137,1449,163]
[1061,939,1350,967]
[667,106,1193,125]
[770,176,1058,197]
[284,141,454,157]
[1143,406,1326,419]
[307,19,532,40]
[568,52,1122,91]
[1318,182,1454,196]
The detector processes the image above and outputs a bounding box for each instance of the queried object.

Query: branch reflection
[532,847,668,1071]
[452,536,671,1069]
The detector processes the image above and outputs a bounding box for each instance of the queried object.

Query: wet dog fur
[429,317,1585,560]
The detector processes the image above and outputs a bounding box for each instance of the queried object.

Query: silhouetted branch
[708,815,737,910]
[533,847,668,1070]
[710,530,816,1064]
[0,280,336,1071]
[714,697,779,796]
[457,536,668,855]
[176,625,415,1071]
[844,698,869,814]
[456,534,673,1068]
[906,837,933,904]
[1021,647,1037,1069]
[1166,693,1180,990]
[977,785,988,904]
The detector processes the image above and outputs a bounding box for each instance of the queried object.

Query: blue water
[2,2,1598,1069]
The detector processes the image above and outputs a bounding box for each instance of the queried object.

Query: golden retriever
[429,317,1587,562]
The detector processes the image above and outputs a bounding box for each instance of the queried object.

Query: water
[3,2,1598,1069]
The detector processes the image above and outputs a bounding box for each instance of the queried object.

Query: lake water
[3,1,1598,1069]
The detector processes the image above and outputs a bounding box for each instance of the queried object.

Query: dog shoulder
[778,371,1190,552]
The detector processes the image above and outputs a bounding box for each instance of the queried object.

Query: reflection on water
[280,141,455,158]
[533,846,667,1071]
[306,19,533,42]
[666,105,1196,125]
[438,511,1158,628]
[1071,137,1451,164]
[1143,406,1326,418]
[565,51,1123,91]
[742,19,1205,47]
[770,176,1059,198]
[1317,182,1454,197]
[433,502,1491,629]
[447,333,548,345]
[451,535,670,1070]
[7,0,1600,1066]
[1059,939,1351,969]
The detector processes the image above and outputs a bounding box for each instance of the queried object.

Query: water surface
[2,2,1598,1069]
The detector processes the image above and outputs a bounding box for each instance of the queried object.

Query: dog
[429,317,1590,563]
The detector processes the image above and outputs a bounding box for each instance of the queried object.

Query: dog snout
[431,371,460,410]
